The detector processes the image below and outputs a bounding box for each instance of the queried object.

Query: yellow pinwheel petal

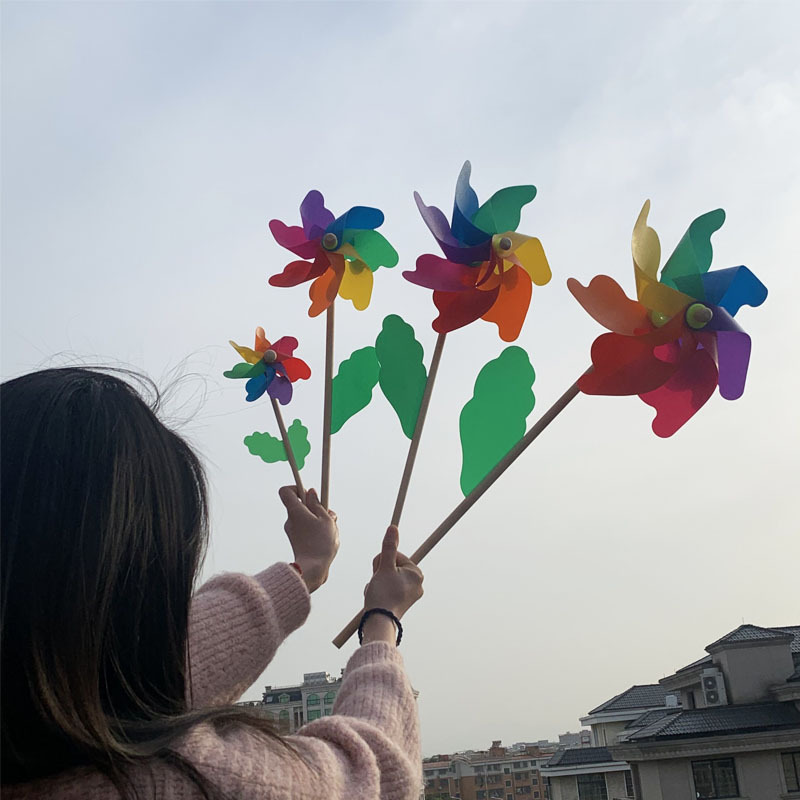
[512,236,551,286]
[338,260,373,311]
[229,341,262,364]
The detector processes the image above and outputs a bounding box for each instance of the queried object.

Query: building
[238,670,342,733]
[423,740,556,800]
[541,624,800,799]
[559,732,593,749]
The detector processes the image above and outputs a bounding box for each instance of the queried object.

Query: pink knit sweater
[4,563,422,799]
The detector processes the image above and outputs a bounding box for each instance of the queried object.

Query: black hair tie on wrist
[357,608,403,646]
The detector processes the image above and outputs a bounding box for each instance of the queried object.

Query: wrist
[360,613,396,645]
[293,559,325,593]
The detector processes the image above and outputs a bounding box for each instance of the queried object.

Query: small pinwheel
[268,190,398,316]
[403,161,551,341]
[224,327,311,404]
[568,201,768,436]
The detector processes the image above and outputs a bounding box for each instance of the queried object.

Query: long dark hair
[1,368,284,797]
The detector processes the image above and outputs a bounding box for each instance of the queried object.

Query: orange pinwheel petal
[308,254,345,317]
[255,327,270,353]
[567,275,651,335]
[481,266,532,342]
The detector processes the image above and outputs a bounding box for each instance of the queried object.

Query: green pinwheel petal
[348,229,399,271]
[459,347,536,496]
[331,346,380,434]
[224,361,266,379]
[472,185,537,235]
[660,209,726,298]
[243,419,311,470]
[375,315,427,439]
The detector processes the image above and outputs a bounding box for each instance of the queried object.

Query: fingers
[304,488,335,520]
[377,526,399,573]
[279,485,304,510]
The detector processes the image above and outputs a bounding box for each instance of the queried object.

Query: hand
[363,526,424,620]
[279,486,339,593]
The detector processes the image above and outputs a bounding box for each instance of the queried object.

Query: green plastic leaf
[331,346,380,434]
[375,315,427,439]
[459,347,535,496]
[349,229,399,271]
[244,419,311,470]
[472,185,537,234]
[660,209,726,298]
[223,361,265,379]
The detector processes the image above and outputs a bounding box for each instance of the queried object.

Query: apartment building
[541,624,800,800]
[237,670,342,733]
[423,740,555,800]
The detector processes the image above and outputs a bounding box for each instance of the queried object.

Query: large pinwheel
[404,161,551,342]
[224,327,312,491]
[268,190,398,316]
[568,201,768,436]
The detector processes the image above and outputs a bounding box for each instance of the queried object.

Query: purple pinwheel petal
[414,192,459,246]
[267,373,293,405]
[300,190,334,241]
[403,254,476,292]
[452,161,490,246]
[698,307,751,400]
[415,190,492,264]
[440,239,492,265]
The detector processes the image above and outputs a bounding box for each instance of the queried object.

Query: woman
[1,367,424,799]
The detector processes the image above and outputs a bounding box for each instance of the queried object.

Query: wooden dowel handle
[271,397,305,496]
[320,302,335,507]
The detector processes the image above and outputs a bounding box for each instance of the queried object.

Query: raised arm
[187,487,339,708]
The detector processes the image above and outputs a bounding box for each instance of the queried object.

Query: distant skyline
[2,1,798,754]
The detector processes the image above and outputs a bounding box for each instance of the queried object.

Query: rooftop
[625,702,800,742]
[588,684,669,715]
[545,747,618,768]
[706,624,794,653]
[625,709,673,730]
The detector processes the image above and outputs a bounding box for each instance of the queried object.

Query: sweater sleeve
[186,562,311,708]
[183,640,422,800]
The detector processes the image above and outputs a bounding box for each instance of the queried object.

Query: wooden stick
[271,396,305,496]
[320,302,335,507]
[332,374,585,649]
[390,332,447,527]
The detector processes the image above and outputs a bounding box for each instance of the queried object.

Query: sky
[2,0,799,757]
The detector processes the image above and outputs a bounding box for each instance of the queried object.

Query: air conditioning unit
[701,667,728,706]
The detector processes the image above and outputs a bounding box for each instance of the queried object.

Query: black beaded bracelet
[357,608,403,646]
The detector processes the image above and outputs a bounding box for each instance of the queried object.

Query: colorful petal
[270,336,298,360]
[254,327,270,352]
[415,190,490,264]
[268,220,319,259]
[567,275,652,335]
[451,161,488,246]
[689,266,768,315]
[472,185,537,235]
[266,373,293,405]
[702,308,752,400]
[229,341,263,365]
[403,254,477,292]
[632,200,661,281]
[328,206,384,242]
[299,190,334,241]
[347,229,399,270]
[245,369,273,402]
[223,361,266,380]
[279,356,312,382]
[639,347,719,437]
[308,254,345,317]
[268,254,328,288]
[338,260,374,311]
[480,266,532,342]
[660,208,726,293]
[432,286,500,334]
[509,235,551,287]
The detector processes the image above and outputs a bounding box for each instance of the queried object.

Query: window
[324,690,336,704]
[278,709,289,720]
[532,778,538,785]
[576,773,607,800]
[624,770,634,798]
[278,693,290,703]
[692,758,739,799]
[783,751,800,792]
[505,781,511,787]
[324,708,332,716]
[306,693,320,706]
[307,709,321,721]
[534,794,540,799]
[504,768,511,774]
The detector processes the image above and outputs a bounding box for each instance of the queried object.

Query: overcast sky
[2,0,798,756]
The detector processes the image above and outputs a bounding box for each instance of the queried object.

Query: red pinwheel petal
[639,347,719,437]
[567,275,652,335]
[480,266,532,342]
[268,220,319,259]
[403,254,477,292]
[280,356,312,382]
[580,332,685,396]
[309,254,345,317]
[432,287,500,334]
[270,336,298,359]
[269,260,319,287]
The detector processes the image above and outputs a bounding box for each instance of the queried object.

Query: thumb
[378,526,399,572]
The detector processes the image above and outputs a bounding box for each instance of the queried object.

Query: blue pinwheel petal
[452,161,487,246]
[697,266,767,316]
[327,206,384,242]
[245,366,275,402]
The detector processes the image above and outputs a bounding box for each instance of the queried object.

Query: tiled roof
[625,709,674,729]
[588,684,669,715]
[706,624,793,652]
[673,654,713,674]
[545,747,617,767]
[773,625,800,654]
[625,702,800,742]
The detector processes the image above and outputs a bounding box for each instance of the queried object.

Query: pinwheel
[267,190,398,505]
[224,327,312,492]
[404,160,551,342]
[568,200,767,436]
